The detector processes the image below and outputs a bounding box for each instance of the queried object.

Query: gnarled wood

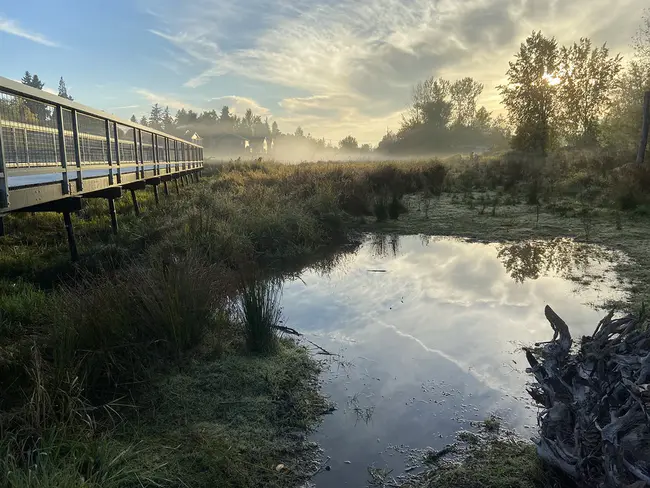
[526,306,650,487]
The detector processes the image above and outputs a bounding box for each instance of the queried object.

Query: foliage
[498,31,560,155]
[557,39,622,145]
[339,135,359,151]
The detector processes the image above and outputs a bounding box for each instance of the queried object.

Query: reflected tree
[497,238,595,283]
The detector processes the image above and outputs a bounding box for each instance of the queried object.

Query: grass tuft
[236,278,283,355]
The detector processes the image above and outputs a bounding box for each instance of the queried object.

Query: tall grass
[236,279,283,355]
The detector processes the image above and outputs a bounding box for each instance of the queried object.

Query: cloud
[0,15,59,47]
[145,0,646,142]
[109,104,141,110]
[209,96,270,115]
[134,88,199,112]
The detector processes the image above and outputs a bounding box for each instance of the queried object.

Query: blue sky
[1,0,647,144]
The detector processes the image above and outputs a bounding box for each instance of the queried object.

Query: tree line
[380,9,650,157]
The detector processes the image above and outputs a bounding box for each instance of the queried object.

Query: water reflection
[282,235,625,487]
[497,238,603,283]
[370,233,401,258]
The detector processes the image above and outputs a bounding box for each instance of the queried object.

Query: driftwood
[525,305,650,487]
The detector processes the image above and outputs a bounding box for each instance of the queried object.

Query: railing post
[23,129,29,166]
[138,130,145,179]
[165,137,171,173]
[174,140,179,172]
[56,105,70,195]
[105,119,114,186]
[0,123,9,209]
[71,109,83,191]
[132,127,139,179]
[113,122,122,184]
[153,133,159,176]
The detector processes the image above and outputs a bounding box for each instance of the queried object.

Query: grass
[2,150,650,486]
[403,440,553,488]
[237,278,283,355]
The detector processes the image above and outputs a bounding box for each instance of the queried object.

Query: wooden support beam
[163,180,169,196]
[130,189,140,216]
[108,198,118,235]
[63,211,79,262]
[174,178,180,194]
[153,185,159,205]
[638,91,650,164]
[22,197,82,214]
[0,216,4,237]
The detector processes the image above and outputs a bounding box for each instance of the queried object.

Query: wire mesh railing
[0,76,203,211]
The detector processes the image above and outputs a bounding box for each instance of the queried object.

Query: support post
[637,91,650,165]
[108,198,118,235]
[175,178,180,194]
[0,216,4,237]
[153,184,159,205]
[130,189,140,216]
[63,211,79,262]
[163,180,169,196]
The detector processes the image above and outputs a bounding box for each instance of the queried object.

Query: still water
[281,235,627,487]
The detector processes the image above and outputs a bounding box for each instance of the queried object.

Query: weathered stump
[526,305,650,487]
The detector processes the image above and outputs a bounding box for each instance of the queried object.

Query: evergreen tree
[130,115,137,123]
[140,116,148,126]
[57,77,73,100]
[21,71,32,85]
[29,74,45,90]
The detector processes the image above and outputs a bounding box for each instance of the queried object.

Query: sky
[1,0,647,145]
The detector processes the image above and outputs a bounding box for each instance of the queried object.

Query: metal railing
[0,76,203,212]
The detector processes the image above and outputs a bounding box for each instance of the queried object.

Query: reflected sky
[281,235,627,487]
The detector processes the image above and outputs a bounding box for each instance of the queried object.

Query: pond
[280,235,628,487]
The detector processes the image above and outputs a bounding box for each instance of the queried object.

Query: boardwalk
[0,76,203,259]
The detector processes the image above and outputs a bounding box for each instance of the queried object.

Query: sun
[542,73,562,86]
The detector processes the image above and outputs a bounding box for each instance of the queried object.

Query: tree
[21,71,32,86]
[271,121,280,138]
[219,106,232,122]
[339,135,358,151]
[20,71,47,122]
[473,106,492,132]
[30,75,44,90]
[58,77,73,100]
[408,77,451,126]
[21,71,45,89]
[498,31,560,154]
[130,115,137,123]
[295,126,304,138]
[557,39,622,145]
[601,13,650,152]
[633,8,650,64]
[148,104,163,130]
[450,78,484,127]
[140,115,148,126]
[162,106,174,132]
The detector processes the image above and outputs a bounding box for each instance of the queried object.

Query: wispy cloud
[0,15,59,47]
[145,0,645,142]
[134,88,199,112]
[109,104,140,110]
